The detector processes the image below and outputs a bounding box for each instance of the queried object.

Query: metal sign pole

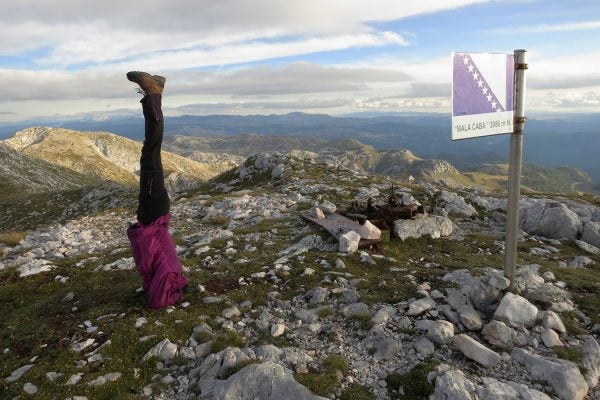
[504,49,528,290]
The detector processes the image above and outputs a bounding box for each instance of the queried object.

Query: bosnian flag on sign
[452,52,515,140]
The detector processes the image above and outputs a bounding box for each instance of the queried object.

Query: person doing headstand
[125,71,187,309]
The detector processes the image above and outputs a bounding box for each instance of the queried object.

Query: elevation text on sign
[452,52,515,140]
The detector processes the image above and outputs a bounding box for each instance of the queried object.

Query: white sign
[452,52,515,140]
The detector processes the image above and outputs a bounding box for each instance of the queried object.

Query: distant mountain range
[2,112,597,185]
[1,127,231,195]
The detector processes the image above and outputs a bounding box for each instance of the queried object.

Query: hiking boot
[126,71,165,95]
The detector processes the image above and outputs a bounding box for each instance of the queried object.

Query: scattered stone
[342,302,370,318]
[339,230,361,254]
[541,311,566,334]
[88,372,122,387]
[458,305,483,331]
[482,320,514,350]
[493,292,538,329]
[142,338,178,361]
[407,297,437,316]
[580,336,600,389]
[413,337,435,356]
[271,324,286,337]
[416,320,455,344]
[358,220,381,240]
[432,368,477,400]
[309,287,329,305]
[541,328,563,348]
[205,361,327,400]
[46,371,63,381]
[453,334,501,367]
[393,215,453,241]
[23,382,38,394]
[574,239,600,255]
[222,306,241,319]
[373,337,401,361]
[5,364,33,383]
[569,256,594,268]
[66,374,83,385]
[71,338,95,352]
[512,347,588,400]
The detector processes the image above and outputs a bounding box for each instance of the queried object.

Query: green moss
[218,359,260,380]
[295,355,348,396]
[340,384,376,400]
[210,330,247,354]
[0,231,26,246]
[349,313,374,330]
[386,359,440,400]
[561,311,588,335]
[554,347,582,364]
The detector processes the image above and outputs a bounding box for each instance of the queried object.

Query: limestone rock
[358,220,381,240]
[222,306,241,319]
[482,320,514,350]
[373,337,401,361]
[342,302,369,318]
[541,328,563,348]
[407,297,437,316]
[393,215,453,241]
[512,348,588,400]
[202,361,327,400]
[581,220,600,247]
[432,369,478,400]
[493,293,538,329]
[339,230,361,254]
[88,372,122,387]
[453,334,501,367]
[5,364,33,383]
[416,320,455,344]
[520,201,582,240]
[439,190,478,217]
[271,324,286,337]
[574,239,600,255]
[142,338,178,361]
[413,337,435,356]
[541,311,566,333]
[458,305,483,331]
[580,336,600,389]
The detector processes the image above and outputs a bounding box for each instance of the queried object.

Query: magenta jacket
[127,214,187,309]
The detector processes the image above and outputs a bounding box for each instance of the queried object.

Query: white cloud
[491,20,600,34]
[1,0,485,68]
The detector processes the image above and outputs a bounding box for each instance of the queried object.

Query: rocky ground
[0,153,599,400]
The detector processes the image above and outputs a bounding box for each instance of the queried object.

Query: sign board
[452,52,515,140]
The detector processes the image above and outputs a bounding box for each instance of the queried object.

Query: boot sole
[126,71,166,87]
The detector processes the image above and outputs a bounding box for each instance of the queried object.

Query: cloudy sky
[1,0,599,122]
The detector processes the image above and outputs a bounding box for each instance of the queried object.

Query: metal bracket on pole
[504,49,528,291]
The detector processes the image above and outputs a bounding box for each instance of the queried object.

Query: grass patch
[340,384,376,400]
[210,330,246,354]
[218,359,260,379]
[296,355,348,396]
[318,306,335,318]
[349,313,373,330]
[206,214,229,226]
[0,231,26,246]
[561,311,588,335]
[554,347,582,364]
[386,359,440,400]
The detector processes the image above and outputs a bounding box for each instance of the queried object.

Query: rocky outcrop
[393,215,453,241]
[512,348,589,400]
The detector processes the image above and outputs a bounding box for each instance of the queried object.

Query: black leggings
[137,93,170,225]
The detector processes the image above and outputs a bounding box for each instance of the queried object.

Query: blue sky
[1,0,599,122]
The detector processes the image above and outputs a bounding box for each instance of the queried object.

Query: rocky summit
[0,149,599,400]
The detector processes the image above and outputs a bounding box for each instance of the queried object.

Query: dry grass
[0,231,26,246]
